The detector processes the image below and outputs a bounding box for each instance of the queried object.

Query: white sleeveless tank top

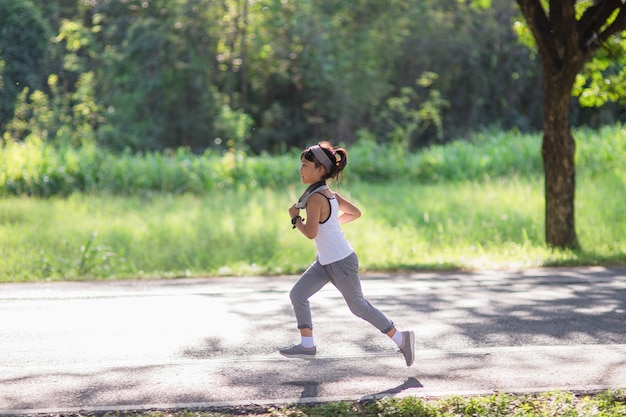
[314,195,355,265]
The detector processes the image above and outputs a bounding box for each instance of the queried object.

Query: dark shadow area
[358,267,626,349]
[182,336,224,359]
[361,377,424,400]
[282,380,320,399]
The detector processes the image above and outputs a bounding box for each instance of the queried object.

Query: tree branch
[597,4,626,41]
[578,0,626,51]
[516,0,559,67]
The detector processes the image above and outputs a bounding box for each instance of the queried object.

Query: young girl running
[280,141,415,366]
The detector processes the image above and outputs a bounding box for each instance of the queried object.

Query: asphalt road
[1,267,625,415]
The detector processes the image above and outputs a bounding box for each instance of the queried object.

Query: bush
[0,125,623,197]
[0,0,50,131]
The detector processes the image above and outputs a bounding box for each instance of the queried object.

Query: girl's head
[300,141,348,182]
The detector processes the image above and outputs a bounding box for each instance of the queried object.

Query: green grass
[45,389,626,416]
[273,390,626,416]
[1,125,624,282]
[0,172,624,282]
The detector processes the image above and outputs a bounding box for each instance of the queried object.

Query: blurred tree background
[1,0,624,154]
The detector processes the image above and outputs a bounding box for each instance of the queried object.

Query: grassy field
[0,126,624,282]
[1,173,624,282]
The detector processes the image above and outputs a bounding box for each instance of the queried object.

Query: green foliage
[3,125,624,197]
[2,71,101,147]
[0,0,51,131]
[214,105,254,152]
[265,390,626,416]
[572,4,626,108]
[574,35,626,107]
[94,1,222,151]
[351,127,543,183]
[0,136,295,197]
[371,72,450,149]
[283,0,410,144]
[394,0,542,138]
[5,0,624,152]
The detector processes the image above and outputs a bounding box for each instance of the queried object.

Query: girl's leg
[289,259,329,335]
[325,253,394,333]
[326,252,416,366]
[280,261,327,358]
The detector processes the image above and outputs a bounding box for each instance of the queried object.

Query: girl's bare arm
[335,193,361,224]
[290,193,325,239]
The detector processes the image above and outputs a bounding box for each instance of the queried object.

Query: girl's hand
[289,204,300,218]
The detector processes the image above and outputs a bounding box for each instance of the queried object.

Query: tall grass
[0,125,624,282]
[0,174,623,282]
[349,127,545,183]
[2,125,623,197]
[0,137,297,196]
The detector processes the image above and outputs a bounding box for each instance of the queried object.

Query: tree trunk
[515,0,626,249]
[541,71,579,249]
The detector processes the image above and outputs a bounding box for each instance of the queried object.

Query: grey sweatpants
[289,252,395,333]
